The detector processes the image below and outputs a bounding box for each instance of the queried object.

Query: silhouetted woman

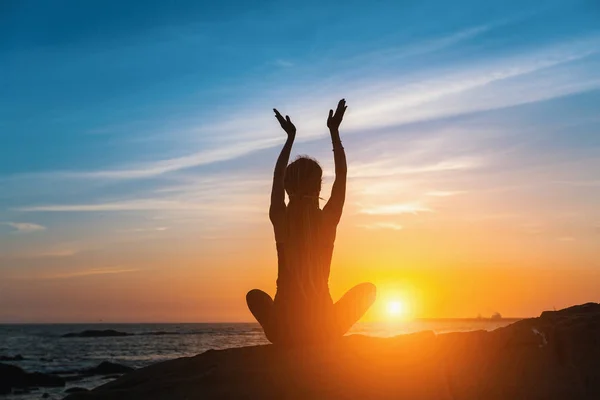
[246,99,376,345]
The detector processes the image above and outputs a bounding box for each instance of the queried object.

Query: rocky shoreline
[0,361,133,397]
[60,303,599,400]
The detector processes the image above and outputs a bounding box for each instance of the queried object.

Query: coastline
[62,303,599,400]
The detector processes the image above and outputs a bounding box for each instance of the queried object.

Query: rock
[64,303,600,400]
[1,362,32,388]
[48,362,133,379]
[62,375,85,383]
[28,372,65,387]
[101,374,122,380]
[65,387,89,394]
[0,384,10,395]
[0,363,65,393]
[0,354,24,361]
[42,393,50,398]
[62,330,132,338]
[83,362,134,375]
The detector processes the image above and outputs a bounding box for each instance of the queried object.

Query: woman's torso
[274,205,336,308]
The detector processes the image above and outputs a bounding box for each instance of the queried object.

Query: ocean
[0,319,519,399]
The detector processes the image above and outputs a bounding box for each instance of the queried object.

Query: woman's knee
[337,282,377,310]
[246,289,274,312]
[355,282,377,302]
[246,289,264,303]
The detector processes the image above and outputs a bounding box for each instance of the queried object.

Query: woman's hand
[327,99,347,131]
[273,109,296,138]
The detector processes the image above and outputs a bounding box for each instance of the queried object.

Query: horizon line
[0,317,526,325]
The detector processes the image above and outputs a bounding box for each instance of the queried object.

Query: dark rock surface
[0,363,65,395]
[83,362,134,376]
[65,387,89,394]
[100,374,122,380]
[61,330,132,338]
[0,354,24,361]
[51,362,134,378]
[64,303,600,400]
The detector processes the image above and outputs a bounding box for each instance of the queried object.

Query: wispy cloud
[358,222,403,230]
[557,236,576,242]
[350,157,485,179]
[11,35,599,184]
[274,59,294,68]
[5,241,94,259]
[35,249,79,257]
[55,137,279,180]
[346,23,494,67]
[16,200,214,212]
[14,198,264,216]
[45,267,141,279]
[426,190,465,197]
[119,226,169,232]
[3,222,47,233]
[360,203,432,215]
[552,180,600,187]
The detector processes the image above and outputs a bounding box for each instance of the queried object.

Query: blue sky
[0,0,599,321]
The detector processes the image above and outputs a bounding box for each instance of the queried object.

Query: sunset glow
[1,0,599,323]
[387,301,406,318]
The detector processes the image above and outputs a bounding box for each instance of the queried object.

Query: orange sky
[2,1,600,322]
[2,177,598,322]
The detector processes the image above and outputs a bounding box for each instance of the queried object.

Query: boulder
[64,303,600,400]
[0,384,10,395]
[0,363,65,394]
[65,387,89,394]
[83,362,134,375]
[101,374,122,380]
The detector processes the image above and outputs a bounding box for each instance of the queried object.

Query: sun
[387,300,406,317]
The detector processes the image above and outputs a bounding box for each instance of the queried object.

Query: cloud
[16,200,213,212]
[358,222,403,230]
[45,267,141,279]
[350,157,485,179]
[360,203,432,215]
[6,241,92,259]
[35,249,79,257]
[14,197,265,216]
[3,222,47,233]
[274,59,294,68]
[11,35,599,183]
[552,180,600,187]
[56,137,279,180]
[120,226,169,232]
[557,236,576,242]
[345,24,493,64]
[426,190,465,197]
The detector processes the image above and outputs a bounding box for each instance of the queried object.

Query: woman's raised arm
[270,109,296,227]
[323,99,348,226]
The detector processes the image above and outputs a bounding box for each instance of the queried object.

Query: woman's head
[284,156,322,198]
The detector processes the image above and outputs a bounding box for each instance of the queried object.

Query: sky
[0,0,599,322]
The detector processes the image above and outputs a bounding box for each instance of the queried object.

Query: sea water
[0,319,518,399]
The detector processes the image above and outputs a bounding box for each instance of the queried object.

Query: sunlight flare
[387,300,408,319]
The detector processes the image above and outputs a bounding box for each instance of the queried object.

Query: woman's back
[275,201,336,304]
